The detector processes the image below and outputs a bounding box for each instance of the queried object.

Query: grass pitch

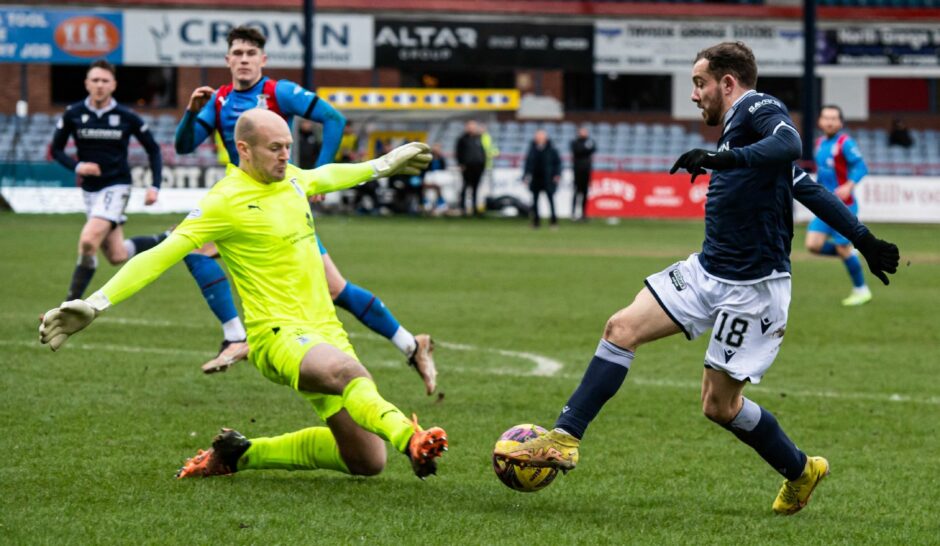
[1,213,938,544]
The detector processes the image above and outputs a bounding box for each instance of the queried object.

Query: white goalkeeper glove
[39,293,109,351]
[369,142,432,178]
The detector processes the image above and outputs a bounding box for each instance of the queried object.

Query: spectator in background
[523,129,561,229]
[455,120,486,216]
[336,121,360,162]
[570,126,596,221]
[297,119,321,169]
[888,118,913,149]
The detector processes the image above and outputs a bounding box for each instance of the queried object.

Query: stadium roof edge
[37,0,940,22]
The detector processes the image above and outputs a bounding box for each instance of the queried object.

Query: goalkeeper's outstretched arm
[39,234,196,351]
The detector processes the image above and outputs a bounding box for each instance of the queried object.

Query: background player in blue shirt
[496,41,899,515]
[51,59,167,302]
[806,105,872,306]
[174,27,437,394]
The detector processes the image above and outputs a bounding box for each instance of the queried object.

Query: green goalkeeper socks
[342,377,413,453]
[238,427,349,473]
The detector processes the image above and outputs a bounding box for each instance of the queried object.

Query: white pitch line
[8,313,939,405]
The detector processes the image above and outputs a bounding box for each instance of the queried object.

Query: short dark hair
[87,59,116,77]
[694,41,758,89]
[227,26,266,50]
[820,104,844,122]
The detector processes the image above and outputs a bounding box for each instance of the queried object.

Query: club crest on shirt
[186,207,202,219]
[108,114,120,127]
[256,94,270,110]
[81,114,89,124]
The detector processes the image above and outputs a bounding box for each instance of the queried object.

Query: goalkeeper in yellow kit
[39,109,447,479]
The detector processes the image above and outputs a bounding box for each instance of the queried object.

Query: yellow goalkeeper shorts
[248,324,358,420]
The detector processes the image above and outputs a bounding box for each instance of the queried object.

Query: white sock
[853,286,870,295]
[390,326,417,357]
[222,317,247,342]
[123,239,137,259]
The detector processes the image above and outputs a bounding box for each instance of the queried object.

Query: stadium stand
[15,114,940,176]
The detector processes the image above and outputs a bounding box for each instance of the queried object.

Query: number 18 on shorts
[644,254,791,384]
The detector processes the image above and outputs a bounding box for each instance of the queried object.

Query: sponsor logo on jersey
[669,269,686,291]
[723,348,736,362]
[717,141,731,153]
[77,128,123,140]
[747,98,781,115]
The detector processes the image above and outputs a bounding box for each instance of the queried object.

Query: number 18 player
[495,42,900,515]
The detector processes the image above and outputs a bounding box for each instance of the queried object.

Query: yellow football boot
[773,456,830,515]
[494,429,580,472]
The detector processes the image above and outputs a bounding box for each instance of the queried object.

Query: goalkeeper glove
[39,293,109,351]
[669,149,737,184]
[369,142,432,178]
[853,231,900,286]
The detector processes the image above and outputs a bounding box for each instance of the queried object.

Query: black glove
[853,231,900,286]
[669,149,738,184]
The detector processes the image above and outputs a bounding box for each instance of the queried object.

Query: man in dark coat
[455,120,486,216]
[523,129,561,228]
[570,126,596,221]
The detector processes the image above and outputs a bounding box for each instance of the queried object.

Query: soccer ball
[492,424,559,493]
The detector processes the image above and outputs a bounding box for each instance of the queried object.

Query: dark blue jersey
[699,90,803,282]
[51,98,163,192]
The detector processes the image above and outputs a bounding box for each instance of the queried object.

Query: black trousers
[573,166,591,219]
[530,181,557,227]
[460,164,485,215]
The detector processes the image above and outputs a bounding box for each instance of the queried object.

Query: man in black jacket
[454,120,486,216]
[570,126,596,221]
[523,130,561,228]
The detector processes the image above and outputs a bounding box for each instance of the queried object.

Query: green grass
[1,213,938,544]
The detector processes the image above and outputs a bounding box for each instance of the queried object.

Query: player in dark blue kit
[173,27,437,394]
[496,42,899,514]
[51,59,166,302]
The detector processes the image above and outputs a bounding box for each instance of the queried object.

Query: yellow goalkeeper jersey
[94,161,374,335]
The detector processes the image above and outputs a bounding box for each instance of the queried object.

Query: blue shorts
[808,201,858,246]
[316,234,328,255]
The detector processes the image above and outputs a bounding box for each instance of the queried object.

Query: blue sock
[818,241,838,256]
[334,282,400,339]
[184,253,239,324]
[554,339,633,440]
[843,253,866,288]
[723,398,807,480]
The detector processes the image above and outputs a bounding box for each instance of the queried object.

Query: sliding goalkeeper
[39,108,448,480]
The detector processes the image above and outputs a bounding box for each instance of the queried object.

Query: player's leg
[67,216,112,300]
[702,277,828,513]
[702,368,829,514]
[497,287,683,470]
[239,414,382,475]
[182,244,249,373]
[322,237,436,394]
[833,212,871,305]
[804,218,838,257]
[297,342,446,477]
